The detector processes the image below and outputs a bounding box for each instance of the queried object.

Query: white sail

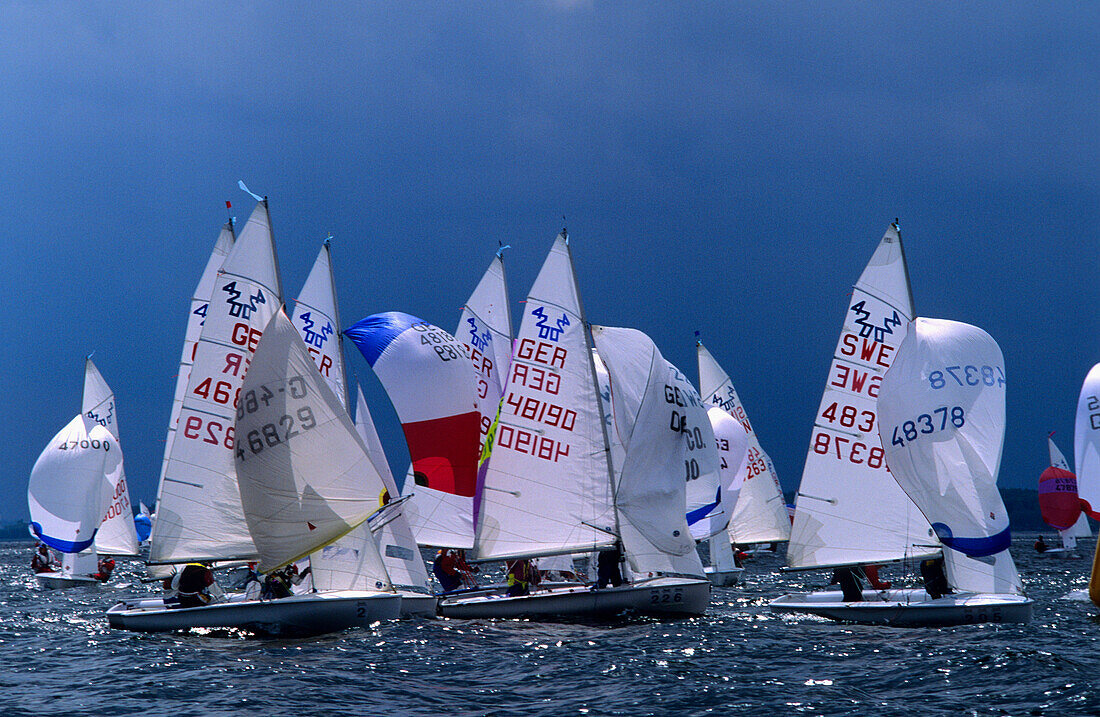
[697,343,790,545]
[235,309,391,577]
[291,240,347,407]
[475,232,616,560]
[83,359,139,556]
[709,407,751,539]
[457,253,514,453]
[1075,362,1100,521]
[158,222,235,491]
[289,240,429,592]
[1049,433,1092,542]
[150,201,281,563]
[878,317,1021,594]
[592,326,705,578]
[788,224,937,569]
[29,415,118,554]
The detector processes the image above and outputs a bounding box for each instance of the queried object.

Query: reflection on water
[2,535,1099,716]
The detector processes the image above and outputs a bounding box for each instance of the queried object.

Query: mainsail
[345,312,481,548]
[592,326,706,578]
[457,252,514,453]
[150,201,281,563]
[235,309,392,579]
[29,415,119,554]
[158,222,235,489]
[475,232,616,560]
[708,406,751,537]
[697,342,790,545]
[83,358,139,555]
[878,317,1021,594]
[788,223,937,569]
[290,241,429,592]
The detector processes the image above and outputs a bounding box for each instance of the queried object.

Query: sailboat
[439,231,710,619]
[697,341,791,578]
[1073,362,1100,605]
[108,199,400,634]
[770,223,1030,625]
[291,239,435,617]
[85,358,140,560]
[29,414,121,589]
[1037,435,1086,558]
[703,406,750,586]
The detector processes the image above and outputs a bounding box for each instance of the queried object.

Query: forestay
[878,317,1022,594]
[345,312,481,548]
[592,326,705,578]
[150,201,281,563]
[697,342,790,545]
[29,415,119,554]
[788,224,937,569]
[158,222,235,492]
[235,309,392,578]
[83,358,139,556]
[1075,363,1100,520]
[475,232,616,561]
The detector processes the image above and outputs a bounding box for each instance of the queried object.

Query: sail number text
[811,430,886,469]
[927,365,1005,390]
[235,407,318,461]
[889,406,966,447]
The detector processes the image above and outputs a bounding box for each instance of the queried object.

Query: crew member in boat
[830,566,864,601]
[1034,535,1048,553]
[919,557,952,600]
[595,545,625,589]
[233,562,263,600]
[164,563,224,608]
[94,556,116,582]
[433,549,463,592]
[261,563,311,600]
[31,542,56,573]
[505,558,539,596]
[454,549,479,587]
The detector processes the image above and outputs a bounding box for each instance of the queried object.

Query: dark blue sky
[2,3,1097,519]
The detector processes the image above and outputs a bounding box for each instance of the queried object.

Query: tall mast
[564,227,622,542]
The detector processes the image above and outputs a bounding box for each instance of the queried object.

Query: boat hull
[704,566,743,587]
[769,588,1032,626]
[36,572,102,590]
[398,592,438,618]
[438,577,710,620]
[106,590,401,636]
[1035,548,1079,559]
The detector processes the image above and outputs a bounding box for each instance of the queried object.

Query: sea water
[1,534,1097,716]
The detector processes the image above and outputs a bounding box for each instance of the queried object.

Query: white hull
[438,576,710,620]
[398,591,438,618]
[1035,548,1079,559]
[769,587,1032,626]
[107,590,401,636]
[704,566,744,587]
[35,572,102,590]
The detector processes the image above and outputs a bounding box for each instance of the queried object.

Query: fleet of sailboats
[24,201,1078,633]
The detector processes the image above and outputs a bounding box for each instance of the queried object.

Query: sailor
[595,545,624,589]
[919,557,953,600]
[433,549,462,592]
[94,556,116,582]
[830,566,864,602]
[164,563,224,608]
[233,562,263,600]
[1034,535,1048,553]
[506,559,539,597]
[261,564,310,599]
[31,542,56,573]
[454,549,480,587]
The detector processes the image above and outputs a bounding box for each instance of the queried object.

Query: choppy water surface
[2,535,1098,716]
